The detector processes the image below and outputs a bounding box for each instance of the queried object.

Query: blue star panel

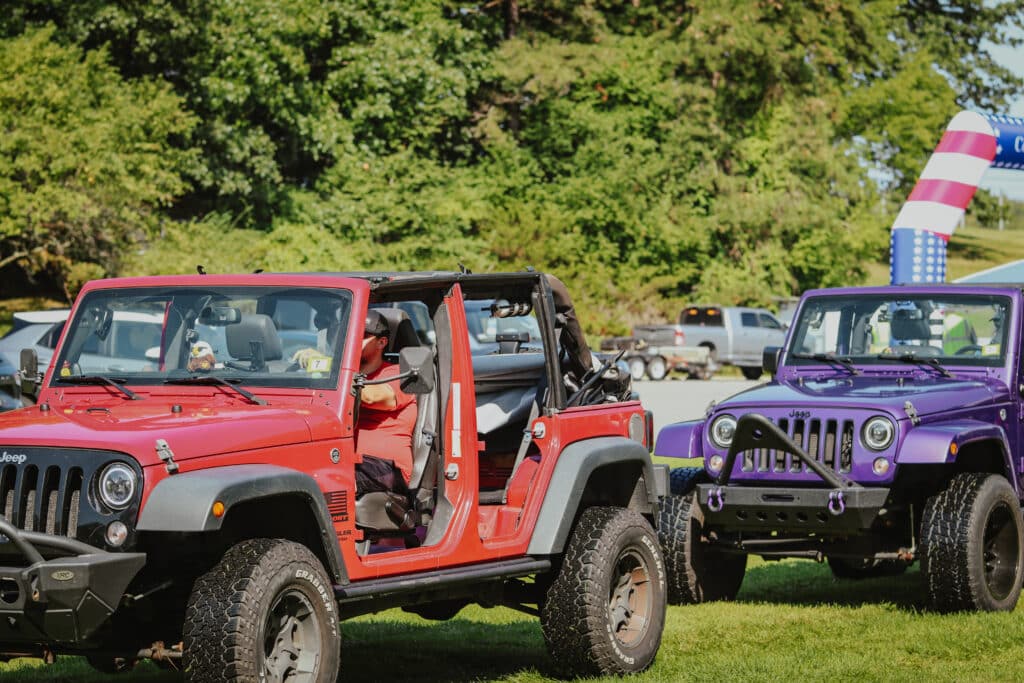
[890,229,946,285]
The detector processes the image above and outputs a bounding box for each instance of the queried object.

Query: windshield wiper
[790,352,861,375]
[875,352,952,378]
[164,375,267,405]
[55,375,141,400]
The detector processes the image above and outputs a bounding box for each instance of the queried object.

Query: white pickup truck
[674,304,786,379]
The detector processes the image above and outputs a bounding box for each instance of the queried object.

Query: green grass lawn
[4,557,1023,682]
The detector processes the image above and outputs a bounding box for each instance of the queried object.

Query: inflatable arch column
[889,112,1024,284]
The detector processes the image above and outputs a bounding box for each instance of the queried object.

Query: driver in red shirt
[354,310,417,496]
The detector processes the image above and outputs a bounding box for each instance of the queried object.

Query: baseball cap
[365,309,390,338]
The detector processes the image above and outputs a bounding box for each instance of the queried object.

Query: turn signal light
[212,501,226,518]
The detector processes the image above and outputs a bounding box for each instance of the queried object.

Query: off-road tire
[627,357,647,381]
[646,356,668,381]
[659,488,746,604]
[921,473,1024,613]
[827,557,909,580]
[541,506,666,677]
[183,538,341,682]
[740,366,763,380]
[669,466,706,497]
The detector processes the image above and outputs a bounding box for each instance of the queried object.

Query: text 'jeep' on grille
[655,284,1024,613]
[0,271,668,680]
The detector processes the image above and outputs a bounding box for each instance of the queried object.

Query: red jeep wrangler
[0,271,667,680]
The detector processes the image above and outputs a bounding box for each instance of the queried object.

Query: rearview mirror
[198,306,242,326]
[398,346,434,394]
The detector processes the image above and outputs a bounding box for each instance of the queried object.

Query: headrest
[890,308,931,342]
[374,307,421,354]
[226,314,283,361]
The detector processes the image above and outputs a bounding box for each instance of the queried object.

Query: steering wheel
[954,344,983,357]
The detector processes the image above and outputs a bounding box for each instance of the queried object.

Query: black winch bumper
[0,515,145,645]
[698,413,889,533]
[696,483,889,532]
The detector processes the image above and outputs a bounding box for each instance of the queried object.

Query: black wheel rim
[982,501,1020,601]
[262,588,321,682]
[608,548,652,648]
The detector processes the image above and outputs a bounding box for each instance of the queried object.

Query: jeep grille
[741,416,856,475]
[0,449,141,550]
[1,464,85,536]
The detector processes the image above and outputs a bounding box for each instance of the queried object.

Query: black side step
[335,557,551,603]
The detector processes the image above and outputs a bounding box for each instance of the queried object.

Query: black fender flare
[137,464,347,583]
[526,436,658,556]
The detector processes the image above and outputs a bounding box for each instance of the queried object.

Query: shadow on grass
[340,616,553,682]
[736,558,926,611]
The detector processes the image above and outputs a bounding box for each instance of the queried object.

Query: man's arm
[361,384,397,410]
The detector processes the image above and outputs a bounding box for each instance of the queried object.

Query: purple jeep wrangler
[655,284,1024,613]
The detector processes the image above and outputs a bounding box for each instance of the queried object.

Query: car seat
[225,314,283,370]
[889,307,941,356]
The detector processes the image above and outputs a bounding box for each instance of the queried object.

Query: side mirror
[19,348,39,398]
[763,346,782,376]
[398,347,435,394]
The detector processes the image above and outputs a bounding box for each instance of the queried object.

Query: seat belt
[502,381,546,504]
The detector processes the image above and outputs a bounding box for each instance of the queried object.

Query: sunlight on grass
[4,556,1022,682]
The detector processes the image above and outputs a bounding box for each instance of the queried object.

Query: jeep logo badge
[0,451,27,465]
[51,570,75,582]
[788,410,811,419]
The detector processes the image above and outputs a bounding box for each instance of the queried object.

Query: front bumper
[0,515,145,645]
[696,483,889,532]
[698,413,888,533]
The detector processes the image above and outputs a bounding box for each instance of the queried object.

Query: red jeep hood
[0,401,328,467]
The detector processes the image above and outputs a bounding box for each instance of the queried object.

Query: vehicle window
[373,301,435,346]
[463,299,543,354]
[758,313,783,330]
[38,322,65,349]
[787,294,1010,367]
[52,286,352,388]
[740,312,758,327]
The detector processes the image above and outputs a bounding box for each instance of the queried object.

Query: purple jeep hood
[718,375,1007,418]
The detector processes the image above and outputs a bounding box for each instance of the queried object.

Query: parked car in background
[0,310,69,408]
[677,305,786,379]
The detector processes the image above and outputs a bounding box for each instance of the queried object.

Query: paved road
[632,377,762,433]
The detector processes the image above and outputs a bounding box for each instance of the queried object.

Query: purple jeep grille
[739,415,857,475]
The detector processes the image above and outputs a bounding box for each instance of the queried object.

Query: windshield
[787,293,1010,368]
[52,286,352,389]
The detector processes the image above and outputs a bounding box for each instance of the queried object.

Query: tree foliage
[0,26,193,297]
[1,2,1023,330]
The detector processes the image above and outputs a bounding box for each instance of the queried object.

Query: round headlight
[710,415,738,449]
[98,463,137,510]
[862,417,895,451]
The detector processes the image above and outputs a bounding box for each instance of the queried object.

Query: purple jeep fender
[898,419,1018,495]
[654,419,705,460]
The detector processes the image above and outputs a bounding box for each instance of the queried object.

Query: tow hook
[827,490,846,516]
[707,487,725,512]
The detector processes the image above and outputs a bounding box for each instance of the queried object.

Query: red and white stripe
[890,111,997,241]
